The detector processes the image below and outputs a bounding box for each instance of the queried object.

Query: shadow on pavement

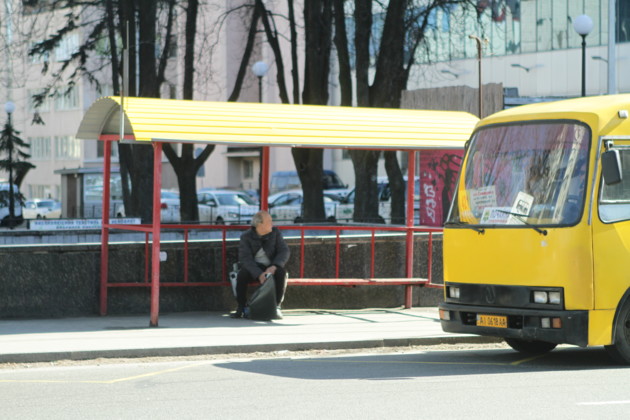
[214,346,621,381]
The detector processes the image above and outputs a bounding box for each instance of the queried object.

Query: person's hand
[266,265,277,275]
[258,273,267,283]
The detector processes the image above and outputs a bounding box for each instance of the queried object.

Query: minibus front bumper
[439,302,589,347]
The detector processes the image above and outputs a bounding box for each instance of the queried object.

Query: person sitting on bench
[230,210,290,319]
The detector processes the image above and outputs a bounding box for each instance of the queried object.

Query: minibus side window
[599,149,630,223]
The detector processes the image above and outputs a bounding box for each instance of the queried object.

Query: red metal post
[99,139,112,316]
[370,230,376,278]
[335,230,340,278]
[300,229,305,278]
[150,142,163,327]
[404,150,416,308]
[144,232,149,282]
[427,231,434,284]
[184,229,189,283]
[260,146,270,211]
[222,228,227,282]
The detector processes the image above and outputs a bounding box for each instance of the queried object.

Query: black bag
[247,274,277,321]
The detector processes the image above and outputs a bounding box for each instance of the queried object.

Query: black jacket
[239,226,290,279]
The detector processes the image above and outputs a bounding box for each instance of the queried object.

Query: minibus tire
[504,338,557,355]
[604,301,630,364]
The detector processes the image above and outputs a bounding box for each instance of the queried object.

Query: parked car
[0,183,23,226]
[197,189,259,224]
[335,176,419,223]
[115,190,212,223]
[268,189,339,223]
[23,199,62,219]
[269,170,348,195]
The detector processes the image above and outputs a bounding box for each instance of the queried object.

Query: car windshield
[217,193,256,206]
[37,200,55,208]
[161,191,179,199]
[447,122,590,227]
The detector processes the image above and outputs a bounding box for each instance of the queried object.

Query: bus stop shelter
[76,97,478,326]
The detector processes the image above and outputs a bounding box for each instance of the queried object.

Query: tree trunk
[349,149,381,223]
[163,0,207,223]
[295,0,333,222]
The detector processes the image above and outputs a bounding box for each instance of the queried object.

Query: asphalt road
[1,344,629,419]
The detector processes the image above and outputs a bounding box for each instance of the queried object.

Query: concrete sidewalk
[0,307,493,364]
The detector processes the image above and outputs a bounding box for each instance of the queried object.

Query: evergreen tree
[0,112,35,227]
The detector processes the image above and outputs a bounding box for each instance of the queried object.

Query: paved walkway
[0,307,492,364]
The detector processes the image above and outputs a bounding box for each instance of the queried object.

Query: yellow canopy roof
[76,96,478,149]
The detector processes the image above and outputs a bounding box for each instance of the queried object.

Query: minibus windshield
[447,122,590,227]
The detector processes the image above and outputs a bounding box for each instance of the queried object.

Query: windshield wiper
[496,210,548,236]
[444,220,485,234]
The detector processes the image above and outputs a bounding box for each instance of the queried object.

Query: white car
[23,199,61,219]
[335,177,419,223]
[197,189,259,224]
[268,189,339,223]
[115,190,214,223]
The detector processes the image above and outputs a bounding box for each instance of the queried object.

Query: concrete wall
[0,234,444,319]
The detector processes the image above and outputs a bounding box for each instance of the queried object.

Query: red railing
[101,222,443,309]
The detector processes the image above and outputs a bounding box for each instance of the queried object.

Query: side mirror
[602,149,623,185]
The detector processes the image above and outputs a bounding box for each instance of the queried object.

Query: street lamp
[251,61,269,209]
[469,35,485,118]
[251,61,269,103]
[573,14,593,97]
[4,101,15,228]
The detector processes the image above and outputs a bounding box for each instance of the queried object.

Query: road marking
[578,400,630,406]
[0,361,211,385]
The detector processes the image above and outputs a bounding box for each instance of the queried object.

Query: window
[29,42,50,63]
[55,32,79,62]
[29,137,51,160]
[599,148,630,223]
[243,160,254,179]
[54,88,79,111]
[97,140,119,159]
[27,89,50,112]
[55,136,81,159]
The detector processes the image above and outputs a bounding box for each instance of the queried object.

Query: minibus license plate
[477,314,507,328]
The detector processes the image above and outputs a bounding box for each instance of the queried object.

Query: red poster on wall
[419,150,464,226]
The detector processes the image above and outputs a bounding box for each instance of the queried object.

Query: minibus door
[592,139,630,310]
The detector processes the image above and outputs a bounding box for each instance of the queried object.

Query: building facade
[0,0,626,214]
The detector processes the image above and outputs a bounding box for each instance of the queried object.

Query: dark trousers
[236,264,287,307]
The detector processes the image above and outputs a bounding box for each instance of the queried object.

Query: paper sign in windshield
[507,192,534,225]
[469,186,497,216]
[479,207,511,224]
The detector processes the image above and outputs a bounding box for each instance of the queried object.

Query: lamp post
[4,101,15,228]
[252,61,269,103]
[573,14,593,97]
[469,35,484,118]
[251,61,269,208]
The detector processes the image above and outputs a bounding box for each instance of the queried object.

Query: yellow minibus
[439,94,630,363]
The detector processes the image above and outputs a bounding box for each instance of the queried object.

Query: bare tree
[336,0,474,223]
[28,0,204,222]
[162,0,216,223]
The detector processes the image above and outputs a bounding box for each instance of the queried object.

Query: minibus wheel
[505,338,557,355]
[604,301,630,364]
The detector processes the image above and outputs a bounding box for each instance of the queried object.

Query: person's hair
[252,211,269,227]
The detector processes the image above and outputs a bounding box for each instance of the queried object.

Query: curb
[0,335,503,364]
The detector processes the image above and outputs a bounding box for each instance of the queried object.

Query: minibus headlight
[548,291,561,305]
[533,291,548,304]
[448,286,460,299]
[532,290,562,305]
